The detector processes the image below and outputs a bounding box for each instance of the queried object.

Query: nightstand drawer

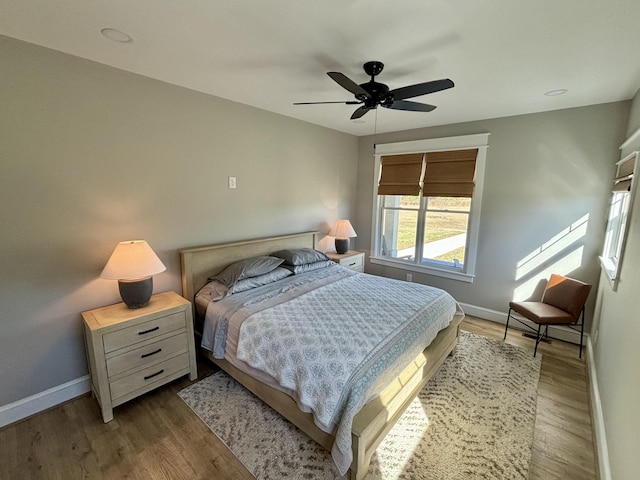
[103,311,186,353]
[327,251,365,272]
[106,332,189,378]
[338,254,363,270]
[110,352,190,402]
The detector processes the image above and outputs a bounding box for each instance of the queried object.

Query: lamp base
[335,238,349,254]
[118,277,153,309]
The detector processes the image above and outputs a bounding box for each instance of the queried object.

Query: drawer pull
[141,348,162,359]
[144,369,164,380]
[138,326,160,335]
[348,262,356,266]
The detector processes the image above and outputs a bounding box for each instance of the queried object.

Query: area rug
[178,331,541,479]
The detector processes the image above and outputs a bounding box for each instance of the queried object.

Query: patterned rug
[178,331,541,479]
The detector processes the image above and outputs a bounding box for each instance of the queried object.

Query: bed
[180,231,463,480]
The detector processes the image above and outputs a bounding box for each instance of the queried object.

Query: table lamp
[100,240,166,308]
[329,219,357,254]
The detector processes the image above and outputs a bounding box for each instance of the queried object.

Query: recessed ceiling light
[100,28,133,44]
[544,89,568,97]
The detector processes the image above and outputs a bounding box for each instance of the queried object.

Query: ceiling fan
[294,61,454,120]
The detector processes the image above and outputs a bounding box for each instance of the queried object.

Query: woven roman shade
[423,149,478,197]
[613,155,635,192]
[378,153,424,195]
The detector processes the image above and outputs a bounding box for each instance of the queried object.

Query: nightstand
[326,250,365,272]
[82,291,197,422]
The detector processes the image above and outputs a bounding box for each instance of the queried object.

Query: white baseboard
[459,302,585,345]
[0,375,90,428]
[586,336,611,480]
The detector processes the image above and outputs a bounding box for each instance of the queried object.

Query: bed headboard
[179,231,318,305]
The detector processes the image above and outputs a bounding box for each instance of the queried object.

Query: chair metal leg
[504,308,511,340]
[533,323,542,357]
[579,308,585,359]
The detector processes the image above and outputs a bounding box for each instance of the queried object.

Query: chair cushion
[542,274,591,319]
[509,301,576,325]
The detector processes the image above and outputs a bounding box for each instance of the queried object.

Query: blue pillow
[282,260,336,274]
[271,248,329,266]
[231,267,293,293]
[208,256,284,287]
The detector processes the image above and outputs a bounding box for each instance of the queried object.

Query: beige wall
[0,36,358,406]
[591,87,640,479]
[355,103,629,328]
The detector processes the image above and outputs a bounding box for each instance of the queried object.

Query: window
[600,151,637,290]
[371,134,489,282]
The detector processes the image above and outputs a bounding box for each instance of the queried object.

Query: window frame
[370,133,490,283]
[599,150,638,291]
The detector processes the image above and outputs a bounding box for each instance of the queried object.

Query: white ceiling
[2,0,640,136]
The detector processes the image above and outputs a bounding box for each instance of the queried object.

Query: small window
[600,151,637,289]
[371,134,489,282]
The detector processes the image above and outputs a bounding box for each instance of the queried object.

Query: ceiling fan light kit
[294,61,454,120]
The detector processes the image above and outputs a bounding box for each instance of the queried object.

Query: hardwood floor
[0,316,597,479]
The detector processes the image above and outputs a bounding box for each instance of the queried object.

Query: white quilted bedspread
[235,271,459,475]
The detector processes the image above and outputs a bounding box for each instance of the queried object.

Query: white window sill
[598,256,619,291]
[370,256,475,283]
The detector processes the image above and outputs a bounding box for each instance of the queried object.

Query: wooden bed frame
[179,231,462,480]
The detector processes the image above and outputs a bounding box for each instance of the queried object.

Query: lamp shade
[100,240,166,280]
[329,219,357,239]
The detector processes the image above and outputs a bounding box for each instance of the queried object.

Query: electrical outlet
[406,273,412,282]
[228,176,237,189]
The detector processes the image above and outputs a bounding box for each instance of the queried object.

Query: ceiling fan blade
[350,105,372,120]
[385,100,437,112]
[389,79,454,101]
[327,72,372,99]
[293,101,361,105]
